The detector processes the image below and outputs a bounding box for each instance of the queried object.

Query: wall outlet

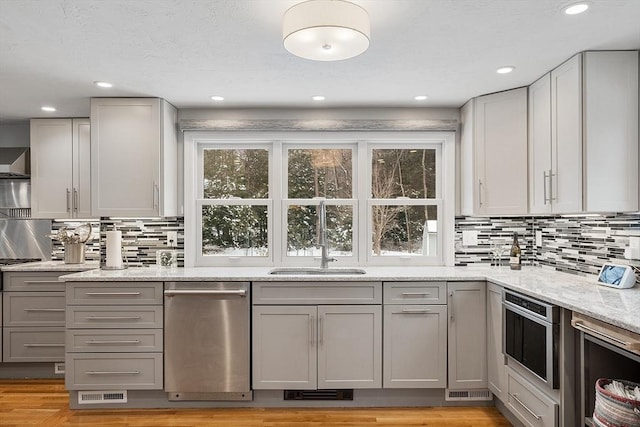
[462,230,478,246]
[166,231,178,248]
[535,231,542,248]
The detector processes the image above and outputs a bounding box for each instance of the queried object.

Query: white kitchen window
[184,132,455,267]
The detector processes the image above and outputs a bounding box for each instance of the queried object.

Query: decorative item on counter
[509,233,521,270]
[48,223,92,264]
[156,250,178,269]
[105,226,125,269]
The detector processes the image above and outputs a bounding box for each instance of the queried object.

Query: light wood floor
[0,379,512,426]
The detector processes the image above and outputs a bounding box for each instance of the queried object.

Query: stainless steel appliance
[503,289,560,389]
[164,281,252,401]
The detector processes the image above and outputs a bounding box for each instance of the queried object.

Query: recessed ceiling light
[496,66,515,74]
[563,2,589,15]
[41,106,56,112]
[94,81,113,88]
[312,95,325,101]
[414,95,428,101]
[210,96,224,101]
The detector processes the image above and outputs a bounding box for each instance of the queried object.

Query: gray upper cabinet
[583,51,639,212]
[30,118,93,219]
[461,88,528,216]
[90,98,178,217]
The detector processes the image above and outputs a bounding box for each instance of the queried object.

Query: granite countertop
[0,260,100,272]
[57,264,640,334]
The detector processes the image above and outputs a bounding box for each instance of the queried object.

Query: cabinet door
[383,304,447,388]
[584,51,639,212]
[252,305,317,390]
[474,88,528,215]
[529,74,553,214]
[447,281,487,389]
[551,54,583,213]
[318,305,382,389]
[72,118,93,218]
[487,283,507,401]
[90,98,161,217]
[30,119,73,218]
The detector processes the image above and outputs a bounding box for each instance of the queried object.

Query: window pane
[202,205,268,256]
[287,204,353,257]
[371,149,436,198]
[371,205,438,256]
[203,149,268,199]
[288,149,352,199]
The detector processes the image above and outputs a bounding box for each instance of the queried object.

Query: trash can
[64,242,86,264]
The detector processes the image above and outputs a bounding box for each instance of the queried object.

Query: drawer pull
[23,343,64,347]
[85,371,141,376]
[401,309,432,314]
[23,280,62,285]
[510,393,542,420]
[24,308,65,312]
[572,321,637,349]
[401,292,432,296]
[85,340,141,345]
[86,316,142,321]
[84,292,142,296]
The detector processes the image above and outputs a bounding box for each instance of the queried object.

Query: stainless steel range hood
[0,147,29,177]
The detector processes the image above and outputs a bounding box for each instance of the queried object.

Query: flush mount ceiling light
[414,95,428,101]
[41,106,56,112]
[563,2,589,15]
[312,95,325,101]
[496,66,515,74]
[210,96,225,101]
[94,81,113,88]
[283,0,370,61]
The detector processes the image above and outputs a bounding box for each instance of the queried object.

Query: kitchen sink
[269,267,366,275]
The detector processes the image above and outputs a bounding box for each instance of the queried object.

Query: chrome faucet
[317,200,337,269]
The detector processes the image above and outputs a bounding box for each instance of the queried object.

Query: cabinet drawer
[383,282,446,305]
[66,306,163,329]
[66,329,163,353]
[3,272,67,292]
[507,368,558,427]
[2,327,65,362]
[253,282,382,305]
[65,353,163,390]
[3,292,65,326]
[66,282,163,305]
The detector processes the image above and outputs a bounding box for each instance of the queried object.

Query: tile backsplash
[52,217,184,267]
[455,212,640,276]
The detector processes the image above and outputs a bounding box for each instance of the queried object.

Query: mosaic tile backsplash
[52,217,184,267]
[53,213,638,276]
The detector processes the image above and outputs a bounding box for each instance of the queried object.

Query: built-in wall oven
[503,289,560,389]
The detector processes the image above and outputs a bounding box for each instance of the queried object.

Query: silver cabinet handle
[319,316,324,346]
[510,393,541,420]
[478,179,483,207]
[24,308,65,312]
[86,316,142,320]
[84,292,142,296]
[86,371,140,376]
[153,181,159,211]
[573,321,636,349]
[549,170,556,201]
[85,340,140,345]
[164,289,246,297]
[401,292,431,296]
[449,291,455,321]
[310,316,315,347]
[23,280,62,285]
[401,309,432,314]
[66,188,71,212]
[73,188,79,214]
[23,343,64,347]
[543,171,549,204]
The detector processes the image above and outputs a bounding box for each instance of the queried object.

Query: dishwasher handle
[164,289,247,297]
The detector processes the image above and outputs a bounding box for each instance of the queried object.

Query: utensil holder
[64,242,86,264]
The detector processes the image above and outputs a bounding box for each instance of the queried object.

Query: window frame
[184,131,455,268]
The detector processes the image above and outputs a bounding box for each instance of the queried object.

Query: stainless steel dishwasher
[164,281,251,401]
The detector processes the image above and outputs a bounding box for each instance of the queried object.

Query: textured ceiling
[1,0,639,122]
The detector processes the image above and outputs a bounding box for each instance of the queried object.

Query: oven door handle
[502,301,550,327]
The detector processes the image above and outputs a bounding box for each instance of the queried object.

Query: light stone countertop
[11,262,640,334]
[0,260,100,272]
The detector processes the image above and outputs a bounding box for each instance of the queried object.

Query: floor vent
[54,362,65,374]
[78,390,128,405]
[445,389,492,401]
[284,389,354,401]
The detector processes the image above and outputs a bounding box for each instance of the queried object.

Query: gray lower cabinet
[252,282,382,390]
[506,367,559,427]
[65,281,163,391]
[382,281,447,389]
[487,282,507,401]
[447,281,487,390]
[2,272,68,363]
